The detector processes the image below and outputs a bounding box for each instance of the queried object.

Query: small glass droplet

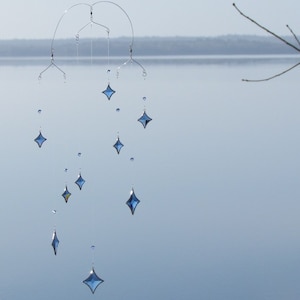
[130,157,134,162]
[143,97,147,101]
[116,108,120,112]
[38,109,42,114]
[91,245,95,250]
[107,69,111,74]
[78,152,82,157]
[64,168,68,172]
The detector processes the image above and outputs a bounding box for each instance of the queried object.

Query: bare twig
[286,24,300,47]
[242,62,300,82]
[232,3,300,53]
[232,3,300,81]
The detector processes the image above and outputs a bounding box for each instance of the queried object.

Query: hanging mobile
[39,2,147,81]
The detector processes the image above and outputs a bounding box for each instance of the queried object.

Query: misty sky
[1,0,300,39]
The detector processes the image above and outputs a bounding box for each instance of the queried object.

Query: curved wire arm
[92,1,146,77]
[232,3,300,81]
[92,1,147,77]
[92,1,134,46]
[39,1,146,80]
[39,3,91,80]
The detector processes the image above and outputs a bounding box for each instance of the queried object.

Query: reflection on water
[0,54,299,66]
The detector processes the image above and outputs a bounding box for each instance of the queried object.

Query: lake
[0,55,300,300]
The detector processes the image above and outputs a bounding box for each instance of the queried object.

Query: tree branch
[286,24,300,48]
[233,3,300,81]
[242,62,300,82]
[232,3,300,53]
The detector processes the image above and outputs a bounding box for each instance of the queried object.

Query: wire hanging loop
[232,3,300,82]
[74,5,111,66]
[117,45,147,78]
[38,50,67,81]
[76,5,110,40]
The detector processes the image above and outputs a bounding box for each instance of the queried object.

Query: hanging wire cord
[232,3,300,82]
[38,1,147,80]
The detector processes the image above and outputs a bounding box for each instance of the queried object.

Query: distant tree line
[0,35,298,57]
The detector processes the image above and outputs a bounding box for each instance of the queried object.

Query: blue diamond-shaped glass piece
[126,188,140,215]
[138,110,152,128]
[102,84,115,100]
[113,137,124,154]
[83,267,104,294]
[51,230,59,255]
[62,186,71,203]
[34,131,47,148]
[75,173,85,190]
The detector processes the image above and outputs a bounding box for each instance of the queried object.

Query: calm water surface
[0,56,300,300]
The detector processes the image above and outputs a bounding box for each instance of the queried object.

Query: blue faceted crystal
[102,84,115,100]
[113,137,124,154]
[138,110,152,128]
[62,186,71,203]
[126,188,140,215]
[34,131,47,148]
[83,267,104,294]
[51,230,59,255]
[75,173,85,190]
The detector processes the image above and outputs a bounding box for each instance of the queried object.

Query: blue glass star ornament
[51,230,59,255]
[62,186,71,203]
[102,84,115,100]
[126,188,140,215]
[138,110,152,128]
[34,131,47,148]
[83,267,104,294]
[113,136,124,154]
[75,173,85,190]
